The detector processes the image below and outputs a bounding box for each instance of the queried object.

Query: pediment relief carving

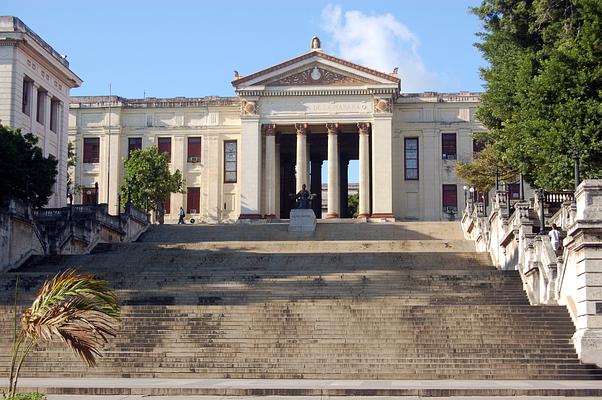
[261,66,374,87]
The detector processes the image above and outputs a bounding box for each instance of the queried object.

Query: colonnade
[263,122,372,219]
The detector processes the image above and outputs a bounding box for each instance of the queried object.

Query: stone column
[295,123,309,192]
[358,122,371,218]
[565,180,602,366]
[326,123,340,218]
[265,124,277,218]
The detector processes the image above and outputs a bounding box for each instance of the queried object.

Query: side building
[0,16,82,207]
[69,39,484,222]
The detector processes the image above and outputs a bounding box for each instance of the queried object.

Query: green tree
[456,143,518,192]
[471,0,602,190]
[0,125,58,208]
[347,193,359,218]
[8,270,120,398]
[121,146,183,222]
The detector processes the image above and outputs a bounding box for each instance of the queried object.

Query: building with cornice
[69,37,484,222]
[0,16,82,207]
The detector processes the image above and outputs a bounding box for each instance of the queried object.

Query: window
[187,187,200,214]
[404,137,419,180]
[188,137,201,162]
[224,140,237,183]
[507,183,521,200]
[83,138,100,163]
[441,133,457,160]
[128,137,142,157]
[22,79,31,115]
[473,138,485,154]
[50,99,60,133]
[442,184,458,211]
[158,137,172,162]
[36,89,46,125]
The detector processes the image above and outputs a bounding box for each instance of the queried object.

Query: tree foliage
[0,125,58,207]
[120,146,184,216]
[456,143,518,192]
[471,0,602,190]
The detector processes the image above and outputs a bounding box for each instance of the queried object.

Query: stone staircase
[1,222,601,380]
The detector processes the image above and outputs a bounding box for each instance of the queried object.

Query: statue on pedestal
[290,184,315,209]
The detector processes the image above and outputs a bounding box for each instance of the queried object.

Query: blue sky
[4,0,485,98]
[4,1,486,183]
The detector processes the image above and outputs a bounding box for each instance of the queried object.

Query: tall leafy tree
[471,0,602,190]
[0,125,58,208]
[121,146,183,221]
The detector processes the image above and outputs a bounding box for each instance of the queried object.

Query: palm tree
[7,269,120,398]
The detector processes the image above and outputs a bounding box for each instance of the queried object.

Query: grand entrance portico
[233,37,400,221]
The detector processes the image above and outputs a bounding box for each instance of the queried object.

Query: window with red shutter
[187,187,200,214]
[442,184,458,210]
[163,195,171,214]
[188,137,201,162]
[83,138,100,163]
[158,137,171,162]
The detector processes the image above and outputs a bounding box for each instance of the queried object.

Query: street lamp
[537,189,546,234]
[117,191,122,215]
[463,185,468,207]
[469,187,475,203]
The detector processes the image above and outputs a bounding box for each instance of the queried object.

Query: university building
[0,16,82,207]
[68,37,484,223]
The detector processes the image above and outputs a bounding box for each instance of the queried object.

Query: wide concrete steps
[1,222,601,384]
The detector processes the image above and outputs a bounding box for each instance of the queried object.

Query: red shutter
[164,195,171,214]
[83,138,100,163]
[188,137,201,161]
[187,187,200,214]
[442,184,458,208]
[158,137,171,162]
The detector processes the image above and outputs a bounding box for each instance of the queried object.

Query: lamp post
[94,182,99,205]
[573,145,581,189]
[537,189,546,234]
[469,187,475,203]
[463,185,468,207]
[117,191,122,215]
[495,166,500,191]
[67,187,73,221]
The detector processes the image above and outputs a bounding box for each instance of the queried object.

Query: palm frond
[21,269,120,367]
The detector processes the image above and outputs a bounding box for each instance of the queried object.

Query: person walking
[178,206,186,224]
[548,223,561,254]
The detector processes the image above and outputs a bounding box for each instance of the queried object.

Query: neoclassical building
[69,37,483,222]
[0,16,82,207]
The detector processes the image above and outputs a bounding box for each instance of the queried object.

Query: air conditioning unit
[188,156,200,163]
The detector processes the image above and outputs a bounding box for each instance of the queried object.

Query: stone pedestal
[288,209,316,232]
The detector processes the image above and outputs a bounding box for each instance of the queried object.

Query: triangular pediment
[232,50,400,92]
[258,64,376,87]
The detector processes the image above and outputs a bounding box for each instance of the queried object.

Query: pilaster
[239,116,262,219]
[371,113,394,220]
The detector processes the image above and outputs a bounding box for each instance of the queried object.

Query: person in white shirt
[548,223,561,253]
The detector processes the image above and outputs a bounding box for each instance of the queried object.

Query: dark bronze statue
[291,184,313,209]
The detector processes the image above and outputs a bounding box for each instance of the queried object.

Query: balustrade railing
[544,191,574,207]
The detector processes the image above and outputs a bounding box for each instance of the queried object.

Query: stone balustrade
[0,198,149,272]
[462,179,602,366]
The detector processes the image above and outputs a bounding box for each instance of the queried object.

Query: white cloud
[320,4,439,92]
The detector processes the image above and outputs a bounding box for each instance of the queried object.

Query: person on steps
[178,206,186,224]
[548,223,561,254]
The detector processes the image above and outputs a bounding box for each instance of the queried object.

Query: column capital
[326,123,339,135]
[357,122,370,135]
[264,123,276,136]
[295,123,308,135]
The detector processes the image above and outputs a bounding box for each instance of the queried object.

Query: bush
[2,393,46,400]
